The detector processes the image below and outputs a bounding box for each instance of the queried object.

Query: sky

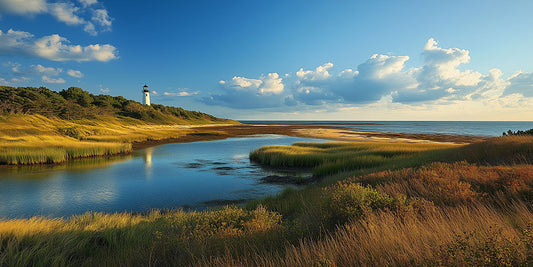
[0,0,532,121]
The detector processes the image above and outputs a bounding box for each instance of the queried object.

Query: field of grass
[2,136,533,265]
[0,114,236,164]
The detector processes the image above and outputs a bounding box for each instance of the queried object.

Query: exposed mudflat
[132,123,487,149]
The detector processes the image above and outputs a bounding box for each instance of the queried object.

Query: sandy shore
[132,123,487,149]
[293,128,486,144]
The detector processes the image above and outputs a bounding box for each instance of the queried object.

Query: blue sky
[0,0,532,120]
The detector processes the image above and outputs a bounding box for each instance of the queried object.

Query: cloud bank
[203,73,286,109]
[205,38,533,115]
[0,0,113,35]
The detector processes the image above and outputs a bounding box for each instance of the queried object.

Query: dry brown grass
[231,201,533,267]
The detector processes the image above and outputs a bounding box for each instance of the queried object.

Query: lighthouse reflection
[143,146,154,179]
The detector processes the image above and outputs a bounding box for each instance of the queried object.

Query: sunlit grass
[0,114,232,164]
[240,201,533,267]
[0,206,281,266]
[0,133,132,165]
[250,141,459,175]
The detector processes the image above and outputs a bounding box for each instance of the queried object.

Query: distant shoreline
[0,118,489,166]
[131,123,488,150]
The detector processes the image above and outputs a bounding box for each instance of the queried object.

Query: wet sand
[132,123,488,149]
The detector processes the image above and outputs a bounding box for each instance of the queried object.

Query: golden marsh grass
[2,125,533,265]
[0,114,229,164]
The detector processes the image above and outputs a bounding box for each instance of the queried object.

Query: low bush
[502,128,533,136]
[357,162,533,205]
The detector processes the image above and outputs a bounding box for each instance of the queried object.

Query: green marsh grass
[0,142,132,164]
[250,141,458,176]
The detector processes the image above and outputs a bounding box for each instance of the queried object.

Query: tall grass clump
[250,141,457,175]
[0,142,131,165]
[457,135,533,165]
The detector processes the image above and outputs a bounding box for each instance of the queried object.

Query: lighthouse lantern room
[142,84,151,106]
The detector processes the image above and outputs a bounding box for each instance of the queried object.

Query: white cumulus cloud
[0,0,112,35]
[204,38,533,113]
[41,75,65,83]
[0,0,46,15]
[33,64,62,76]
[78,0,97,7]
[67,69,83,78]
[228,76,262,89]
[296,62,333,81]
[0,76,30,86]
[163,91,199,97]
[47,2,84,25]
[221,73,284,95]
[205,72,286,109]
[260,73,284,94]
[0,28,118,62]
[92,9,112,29]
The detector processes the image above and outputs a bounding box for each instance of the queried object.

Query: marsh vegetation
[2,136,533,265]
[0,86,238,165]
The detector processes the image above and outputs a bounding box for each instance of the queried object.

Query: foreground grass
[2,136,533,266]
[0,206,282,266]
[0,114,235,164]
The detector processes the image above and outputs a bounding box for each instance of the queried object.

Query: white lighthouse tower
[142,83,151,106]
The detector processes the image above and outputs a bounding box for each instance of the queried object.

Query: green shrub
[322,183,395,225]
[439,225,533,266]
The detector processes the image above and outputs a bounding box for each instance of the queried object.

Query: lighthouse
[142,84,151,106]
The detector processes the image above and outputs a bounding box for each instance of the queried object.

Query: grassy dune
[2,136,533,265]
[0,114,235,164]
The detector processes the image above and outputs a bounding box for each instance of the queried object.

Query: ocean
[242,121,533,137]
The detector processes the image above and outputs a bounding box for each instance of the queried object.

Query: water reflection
[0,155,132,179]
[143,146,154,179]
[0,135,328,218]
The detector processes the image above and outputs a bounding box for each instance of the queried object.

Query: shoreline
[132,123,488,149]
[1,123,488,167]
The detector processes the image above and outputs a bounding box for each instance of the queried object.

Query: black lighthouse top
[143,84,149,92]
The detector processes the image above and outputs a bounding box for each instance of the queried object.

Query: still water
[0,135,326,219]
[245,121,533,137]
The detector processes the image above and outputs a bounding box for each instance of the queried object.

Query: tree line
[0,86,227,123]
[502,129,533,136]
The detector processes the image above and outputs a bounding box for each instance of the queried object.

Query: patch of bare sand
[294,128,477,144]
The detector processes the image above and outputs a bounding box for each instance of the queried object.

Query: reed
[250,141,458,175]
[0,142,132,164]
[0,113,232,165]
